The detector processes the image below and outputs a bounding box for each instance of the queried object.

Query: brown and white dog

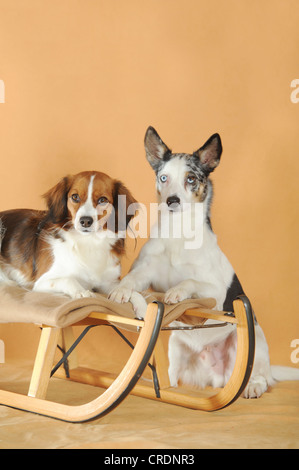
[0,171,136,298]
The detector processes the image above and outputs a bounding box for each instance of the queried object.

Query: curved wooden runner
[0,302,164,422]
[0,296,255,421]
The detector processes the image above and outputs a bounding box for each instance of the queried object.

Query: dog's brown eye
[98,197,108,205]
[71,194,80,203]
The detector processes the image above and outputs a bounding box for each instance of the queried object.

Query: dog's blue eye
[160,175,167,183]
[187,175,196,184]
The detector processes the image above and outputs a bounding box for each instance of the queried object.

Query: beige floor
[0,361,298,449]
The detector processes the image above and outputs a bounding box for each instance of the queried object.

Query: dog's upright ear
[112,180,138,233]
[144,126,172,172]
[43,176,72,224]
[194,133,222,174]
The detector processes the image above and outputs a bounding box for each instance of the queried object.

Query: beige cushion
[0,285,216,329]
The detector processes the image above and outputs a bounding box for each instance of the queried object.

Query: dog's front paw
[242,376,268,398]
[130,291,147,319]
[73,289,97,299]
[164,286,189,304]
[108,286,133,304]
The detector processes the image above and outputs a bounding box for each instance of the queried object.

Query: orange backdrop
[0,0,298,367]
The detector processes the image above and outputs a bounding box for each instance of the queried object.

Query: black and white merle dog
[109,126,299,398]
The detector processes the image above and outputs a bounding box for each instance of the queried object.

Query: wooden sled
[0,289,255,422]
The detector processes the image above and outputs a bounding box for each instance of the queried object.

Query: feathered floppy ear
[193,133,222,174]
[144,126,172,172]
[43,176,72,223]
[112,180,138,233]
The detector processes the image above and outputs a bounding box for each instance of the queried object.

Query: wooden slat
[184,308,238,324]
[78,312,144,328]
[28,327,60,399]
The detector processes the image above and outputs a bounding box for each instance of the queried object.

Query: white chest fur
[141,221,235,308]
[34,229,120,296]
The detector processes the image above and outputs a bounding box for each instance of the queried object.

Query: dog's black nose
[166,195,180,208]
[80,216,94,228]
